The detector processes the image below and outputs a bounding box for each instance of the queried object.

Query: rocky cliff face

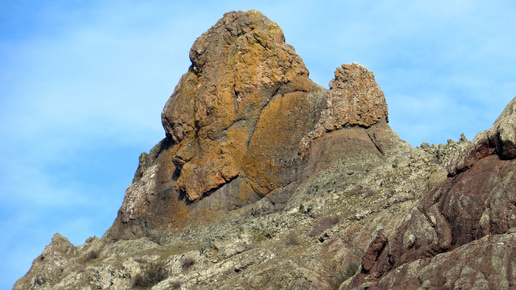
[15,10,516,290]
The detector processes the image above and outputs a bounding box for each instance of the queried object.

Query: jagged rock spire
[111,10,393,241]
[161,10,319,201]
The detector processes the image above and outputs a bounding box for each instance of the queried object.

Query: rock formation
[15,10,515,290]
[347,97,516,289]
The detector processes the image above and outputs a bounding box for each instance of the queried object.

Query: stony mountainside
[15,10,516,290]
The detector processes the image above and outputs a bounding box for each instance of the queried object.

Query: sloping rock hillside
[15,10,516,290]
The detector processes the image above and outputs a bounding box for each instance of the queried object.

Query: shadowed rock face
[15,10,516,290]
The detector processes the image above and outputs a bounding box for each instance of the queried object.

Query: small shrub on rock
[181,256,195,270]
[131,274,144,288]
[85,250,99,261]
[364,188,375,198]
[131,261,168,288]
[285,232,300,246]
[329,263,359,288]
[345,263,359,278]
[307,215,340,237]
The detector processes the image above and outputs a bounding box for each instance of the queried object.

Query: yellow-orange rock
[110,10,393,240]
[300,63,388,155]
[161,10,320,200]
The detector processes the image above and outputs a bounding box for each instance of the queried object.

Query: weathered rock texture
[346,97,516,289]
[15,234,77,290]
[15,10,516,290]
[100,10,392,242]
[162,9,321,201]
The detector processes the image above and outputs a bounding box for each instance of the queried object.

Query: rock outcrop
[161,10,321,201]
[15,234,77,290]
[102,10,393,242]
[347,97,516,289]
[15,10,516,290]
[299,63,388,155]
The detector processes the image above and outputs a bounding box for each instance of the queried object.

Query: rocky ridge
[15,10,516,290]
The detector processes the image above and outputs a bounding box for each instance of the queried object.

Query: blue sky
[1,0,515,288]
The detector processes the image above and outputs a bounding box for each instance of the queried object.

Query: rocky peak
[300,63,389,155]
[105,10,397,241]
[16,10,515,290]
[161,10,319,201]
[14,234,77,289]
[326,63,388,129]
[104,10,400,241]
[41,233,77,259]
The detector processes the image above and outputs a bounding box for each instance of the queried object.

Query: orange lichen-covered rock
[161,10,320,201]
[300,63,388,155]
[244,91,326,195]
[326,63,388,128]
[110,10,395,240]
